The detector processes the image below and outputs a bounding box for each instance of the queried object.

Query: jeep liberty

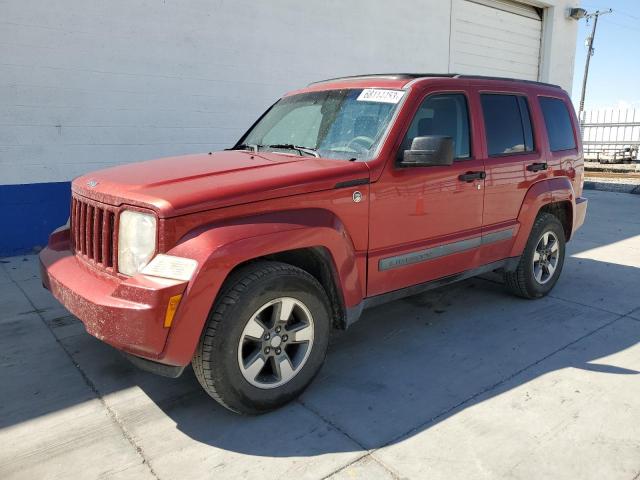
[40,74,588,414]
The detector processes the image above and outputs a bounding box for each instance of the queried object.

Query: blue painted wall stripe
[0,182,71,257]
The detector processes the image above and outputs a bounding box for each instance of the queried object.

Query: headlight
[118,210,157,276]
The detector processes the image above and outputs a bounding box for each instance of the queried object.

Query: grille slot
[71,196,117,270]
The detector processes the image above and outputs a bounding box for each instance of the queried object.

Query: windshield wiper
[266,144,319,157]
[228,144,259,152]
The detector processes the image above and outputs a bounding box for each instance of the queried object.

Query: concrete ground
[1,189,639,480]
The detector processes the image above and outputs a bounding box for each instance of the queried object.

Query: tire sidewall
[521,215,566,297]
[209,270,331,413]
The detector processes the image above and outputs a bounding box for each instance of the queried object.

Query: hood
[73,150,370,217]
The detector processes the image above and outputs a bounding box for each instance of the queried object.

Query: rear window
[481,94,535,156]
[539,97,577,151]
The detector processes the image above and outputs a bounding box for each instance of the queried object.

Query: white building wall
[538,0,580,92]
[1,0,578,186]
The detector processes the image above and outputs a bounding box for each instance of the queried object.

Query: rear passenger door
[477,91,546,264]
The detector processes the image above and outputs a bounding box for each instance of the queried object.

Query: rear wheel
[505,212,566,299]
[192,261,331,414]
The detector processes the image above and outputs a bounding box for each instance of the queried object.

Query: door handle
[458,171,486,182]
[527,162,548,172]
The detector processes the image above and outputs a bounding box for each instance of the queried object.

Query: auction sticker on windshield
[357,89,404,104]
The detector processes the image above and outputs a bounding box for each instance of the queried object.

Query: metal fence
[580,109,640,163]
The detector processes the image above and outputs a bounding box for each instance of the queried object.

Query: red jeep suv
[40,74,587,414]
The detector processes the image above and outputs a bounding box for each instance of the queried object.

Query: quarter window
[539,97,577,151]
[400,94,471,160]
[481,94,535,156]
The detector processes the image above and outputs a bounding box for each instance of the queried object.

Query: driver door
[367,91,486,296]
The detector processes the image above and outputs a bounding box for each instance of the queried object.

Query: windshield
[239,88,404,160]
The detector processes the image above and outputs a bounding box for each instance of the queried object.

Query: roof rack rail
[309,73,562,89]
[308,73,457,85]
[455,75,562,89]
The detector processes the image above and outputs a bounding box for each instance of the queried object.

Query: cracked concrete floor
[1,189,639,480]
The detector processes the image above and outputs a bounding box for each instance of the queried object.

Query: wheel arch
[260,247,348,330]
[158,208,365,366]
[218,247,349,330]
[539,200,573,241]
[510,177,576,257]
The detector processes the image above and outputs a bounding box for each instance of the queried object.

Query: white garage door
[452,0,542,80]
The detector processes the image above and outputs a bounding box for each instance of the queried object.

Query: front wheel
[192,261,331,414]
[505,213,566,299]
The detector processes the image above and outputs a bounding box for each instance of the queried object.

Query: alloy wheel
[532,231,560,285]
[237,297,314,389]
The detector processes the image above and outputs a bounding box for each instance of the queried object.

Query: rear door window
[539,97,577,151]
[481,94,535,156]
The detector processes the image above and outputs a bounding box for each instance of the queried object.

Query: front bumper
[39,230,188,363]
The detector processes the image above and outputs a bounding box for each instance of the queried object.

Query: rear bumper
[39,230,188,364]
[574,196,588,233]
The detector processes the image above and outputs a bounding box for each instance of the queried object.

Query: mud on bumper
[39,240,188,365]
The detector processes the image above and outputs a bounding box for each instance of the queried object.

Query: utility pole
[578,9,612,120]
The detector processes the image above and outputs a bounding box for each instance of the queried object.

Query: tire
[504,212,566,299]
[192,261,331,414]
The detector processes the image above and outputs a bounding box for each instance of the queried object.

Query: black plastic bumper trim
[122,352,185,378]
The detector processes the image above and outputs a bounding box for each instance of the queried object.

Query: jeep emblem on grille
[87,179,99,188]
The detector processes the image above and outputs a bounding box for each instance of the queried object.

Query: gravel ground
[584,161,640,194]
[584,176,640,194]
[585,161,640,172]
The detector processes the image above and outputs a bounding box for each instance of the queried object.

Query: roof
[309,73,562,90]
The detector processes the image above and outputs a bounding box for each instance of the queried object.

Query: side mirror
[402,135,454,167]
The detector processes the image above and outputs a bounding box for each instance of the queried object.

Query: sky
[570,0,640,111]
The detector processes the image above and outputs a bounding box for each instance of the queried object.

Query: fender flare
[509,177,576,257]
[159,208,364,365]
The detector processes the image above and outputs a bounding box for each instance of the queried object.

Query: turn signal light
[164,294,183,328]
